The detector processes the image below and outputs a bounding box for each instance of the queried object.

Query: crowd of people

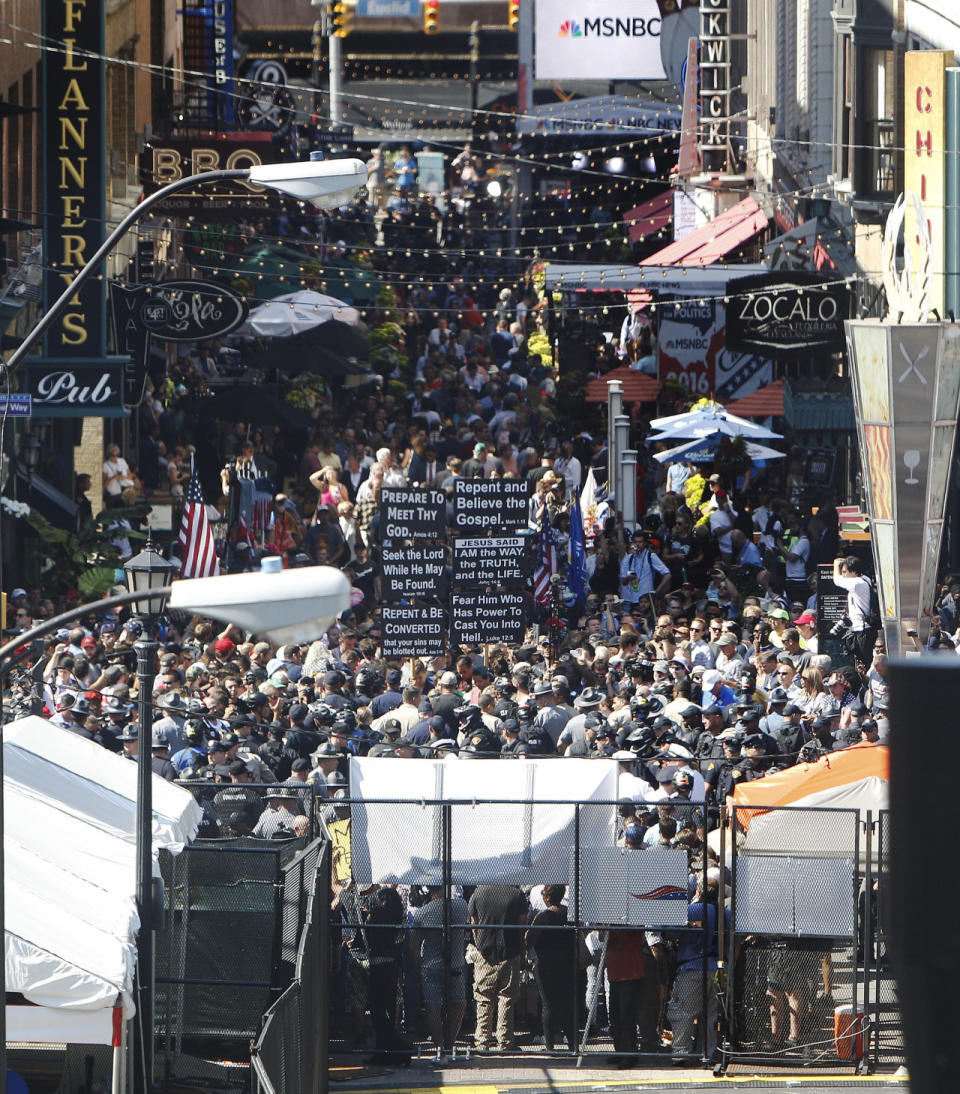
[5,244,899,1069]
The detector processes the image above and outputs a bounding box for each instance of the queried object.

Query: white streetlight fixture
[168,561,352,646]
[248,156,366,202]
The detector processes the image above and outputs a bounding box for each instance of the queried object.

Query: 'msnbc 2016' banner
[534,0,666,81]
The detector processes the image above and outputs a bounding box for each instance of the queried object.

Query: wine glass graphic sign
[904,450,921,485]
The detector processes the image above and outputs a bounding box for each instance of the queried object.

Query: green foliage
[23,504,148,598]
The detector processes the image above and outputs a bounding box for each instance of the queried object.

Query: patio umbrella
[242,289,360,337]
[652,436,785,464]
[246,344,370,379]
[183,385,313,430]
[648,405,782,442]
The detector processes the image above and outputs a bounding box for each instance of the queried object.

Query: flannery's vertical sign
[42,0,106,358]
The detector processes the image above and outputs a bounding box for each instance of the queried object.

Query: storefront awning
[641,197,768,267]
[543,262,767,293]
[585,366,661,404]
[624,191,673,244]
[724,378,784,418]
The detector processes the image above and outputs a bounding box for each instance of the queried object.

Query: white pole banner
[534,0,667,81]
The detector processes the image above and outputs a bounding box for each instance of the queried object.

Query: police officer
[151,730,178,781]
[713,728,750,803]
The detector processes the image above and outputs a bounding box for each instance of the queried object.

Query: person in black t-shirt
[468,884,528,1051]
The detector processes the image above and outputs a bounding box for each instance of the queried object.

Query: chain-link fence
[155,816,324,1068]
[721,804,897,1073]
[323,797,902,1074]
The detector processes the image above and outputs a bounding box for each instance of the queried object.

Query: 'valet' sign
[726,271,851,359]
[25,358,127,418]
[110,279,248,406]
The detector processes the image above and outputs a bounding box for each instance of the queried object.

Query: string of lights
[0,20,926,160]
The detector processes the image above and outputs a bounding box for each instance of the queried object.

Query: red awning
[623,191,673,244]
[725,378,784,417]
[585,365,661,404]
[640,196,768,267]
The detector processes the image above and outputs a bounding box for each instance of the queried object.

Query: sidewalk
[329,1052,909,1092]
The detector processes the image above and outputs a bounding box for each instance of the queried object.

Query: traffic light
[508,1,520,31]
[423,0,439,35]
[331,1,353,37]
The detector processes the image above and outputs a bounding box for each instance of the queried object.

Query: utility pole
[469,20,480,135]
[511,0,534,250]
[329,19,343,126]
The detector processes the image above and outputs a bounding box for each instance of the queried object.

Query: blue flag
[568,494,588,606]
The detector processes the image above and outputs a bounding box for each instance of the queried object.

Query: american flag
[532,512,557,604]
[178,459,220,578]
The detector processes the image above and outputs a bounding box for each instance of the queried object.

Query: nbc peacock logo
[558,20,583,37]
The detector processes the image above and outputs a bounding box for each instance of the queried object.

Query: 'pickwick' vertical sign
[42,0,107,358]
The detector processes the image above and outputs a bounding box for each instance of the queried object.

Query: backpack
[865,576,883,631]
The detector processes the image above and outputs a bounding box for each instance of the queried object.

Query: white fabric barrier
[348,757,618,885]
[3,717,202,1019]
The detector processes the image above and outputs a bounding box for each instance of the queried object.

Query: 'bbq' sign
[451,592,526,646]
[381,487,446,540]
[454,479,529,533]
[726,272,850,359]
[453,536,530,587]
[380,605,447,658]
[381,545,446,600]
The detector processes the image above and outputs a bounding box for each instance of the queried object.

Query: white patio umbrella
[648,405,782,442]
[652,435,786,464]
[241,289,360,337]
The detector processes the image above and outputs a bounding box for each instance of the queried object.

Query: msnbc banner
[534,0,666,81]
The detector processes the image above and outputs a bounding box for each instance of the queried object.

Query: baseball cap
[440,671,459,687]
[701,703,722,717]
[766,608,789,621]
[291,758,312,773]
[611,750,636,762]
[214,637,236,655]
[701,669,721,691]
[792,611,817,625]
[10,587,27,599]
[717,727,744,742]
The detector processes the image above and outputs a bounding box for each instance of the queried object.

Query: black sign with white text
[381,544,446,600]
[726,272,851,359]
[381,605,447,658]
[381,487,446,540]
[454,479,529,532]
[25,358,128,418]
[451,591,526,646]
[453,536,530,587]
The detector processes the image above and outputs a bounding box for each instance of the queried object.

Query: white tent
[4,717,202,1045]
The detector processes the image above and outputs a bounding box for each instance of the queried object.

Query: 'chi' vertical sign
[904,50,951,317]
[42,0,107,358]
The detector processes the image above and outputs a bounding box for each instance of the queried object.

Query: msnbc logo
[557,21,583,36]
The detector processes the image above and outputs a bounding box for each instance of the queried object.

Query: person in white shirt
[831,554,879,668]
[708,491,738,559]
[376,447,407,487]
[553,439,581,493]
[102,444,136,499]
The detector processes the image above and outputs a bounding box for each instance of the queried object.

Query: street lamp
[123,536,177,1091]
[18,431,40,474]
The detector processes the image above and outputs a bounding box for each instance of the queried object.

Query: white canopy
[4,717,202,1032]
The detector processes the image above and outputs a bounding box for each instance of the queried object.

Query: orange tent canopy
[731,742,889,827]
[725,378,784,418]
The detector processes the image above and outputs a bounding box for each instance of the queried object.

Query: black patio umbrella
[245,338,371,379]
[183,384,313,430]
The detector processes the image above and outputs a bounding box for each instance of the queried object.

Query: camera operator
[831,555,878,669]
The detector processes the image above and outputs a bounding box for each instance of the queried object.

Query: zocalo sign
[725,272,851,359]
